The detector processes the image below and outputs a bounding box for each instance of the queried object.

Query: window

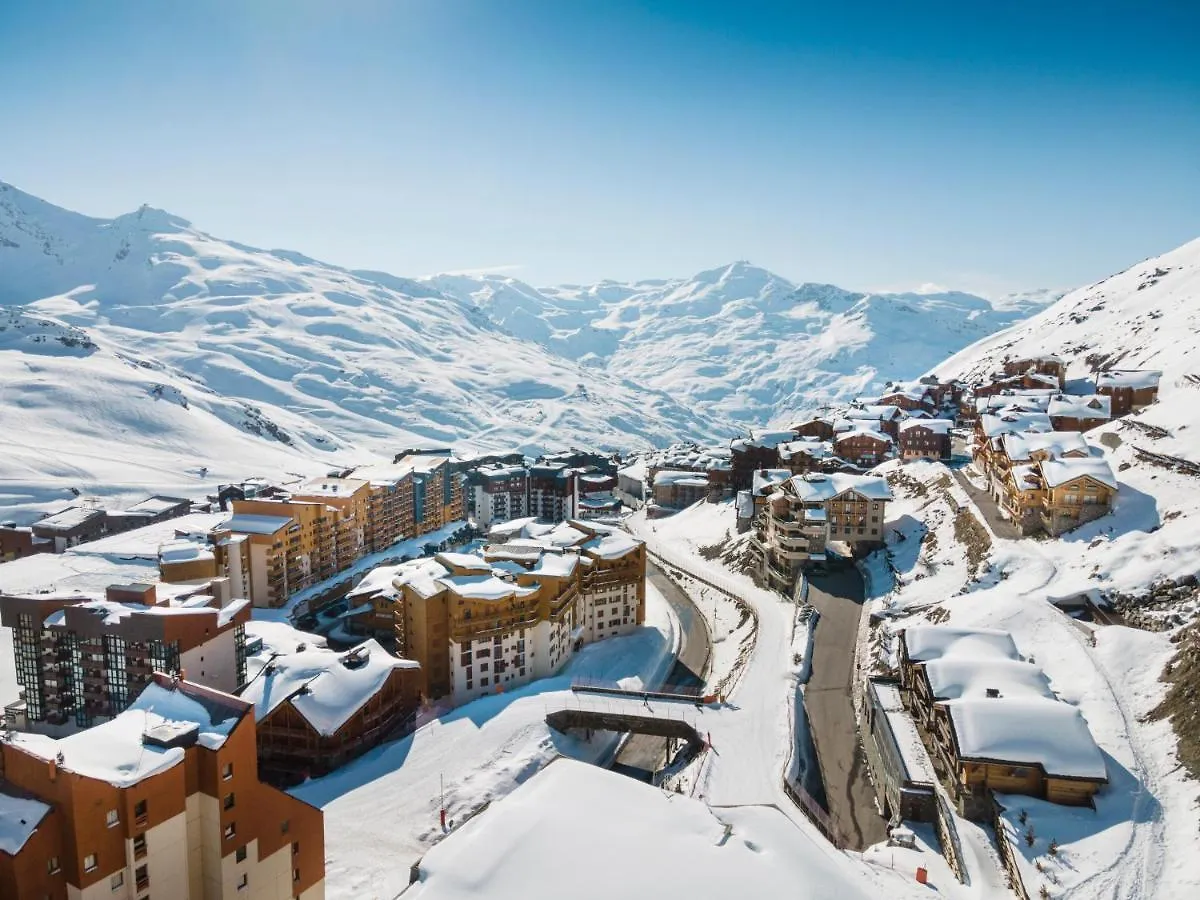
[294,868,302,883]
[133,834,147,860]
[84,854,98,873]
[237,873,248,891]
[135,864,148,890]
[236,845,248,863]
[47,857,61,875]
[224,823,236,840]
[224,793,235,810]
[481,677,489,687]
[222,762,234,780]
[111,872,124,890]
[134,799,148,823]
[106,808,119,828]
[281,819,290,834]
[479,662,488,672]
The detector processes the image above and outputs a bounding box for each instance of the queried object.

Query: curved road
[803,567,888,849]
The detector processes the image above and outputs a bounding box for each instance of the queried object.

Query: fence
[934,791,968,884]
[990,797,1032,900]
[782,774,847,850]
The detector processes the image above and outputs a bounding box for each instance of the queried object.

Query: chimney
[985,688,1000,699]
[106,583,158,606]
[208,576,233,608]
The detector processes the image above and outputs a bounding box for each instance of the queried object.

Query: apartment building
[289,478,371,580]
[897,419,953,461]
[400,452,465,535]
[527,463,577,522]
[471,464,529,528]
[0,674,324,900]
[31,507,108,552]
[750,472,893,589]
[898,626,1107,815]
[352,521,645,703]
[1095,369,1162,416]
[351,464,416,553]
[0,522,52,561]
[652,470,711,511]
[0,581,250,735]
[833,428,894,469]
[730,429,798,490]
[241,635,421,782]
[1002,355,1066,391]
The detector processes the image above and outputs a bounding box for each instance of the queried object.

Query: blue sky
[1,0,1197,294]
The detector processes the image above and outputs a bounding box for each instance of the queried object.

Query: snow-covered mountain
[0,182,726,518]
[426,264,1059,426]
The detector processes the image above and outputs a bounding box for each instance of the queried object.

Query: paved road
[614,562,712,776]
[803,567,887,850]
[950,469,1022,540]
[647,561,710,688]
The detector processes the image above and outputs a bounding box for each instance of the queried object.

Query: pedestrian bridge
[545,685,719,752]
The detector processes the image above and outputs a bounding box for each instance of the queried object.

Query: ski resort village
[3,97,1200,900]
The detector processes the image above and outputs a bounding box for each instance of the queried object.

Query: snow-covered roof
[398,452,452,474]
[1095,369,1162,390]
[478,464,527,480]
[902,625,1020,664]
[654,469,710,488]
[1001,430,1090,462]
[751,468,792,497]
[869,680,937,785]
[975,392,1053,415]
[777,439,831,461]
[33,506,104,530]
[834,427,893,445]
[731,429,797,452]
[221,513,293,535]
[241,638,417,736]
[405,759,878,900]
[124,495,190,514]
[1010,463,1042,492]
[1047,394,1112,420]
[944,696,1107,781]
[846,404,903,421]
[532,552,579,578]
[293,476,369,498]
[350,462,417,486]
[435,552,493,573]
[787,472,893,503]
[9,681,244,787]
[158,537,214,564]
[1039,457,1119,491]
[979,411,1054,438]
[921,658,1054,702]
[583,530,641,561]
[898,418,953,435]
[0,791,51,855]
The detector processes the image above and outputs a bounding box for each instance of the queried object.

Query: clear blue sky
[1,0,1197,294]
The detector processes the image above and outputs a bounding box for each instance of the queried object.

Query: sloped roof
[1047,394,1112,420]
[1096,369,1162,390]
[1039,457,1119,491]
[902,625,1020,664]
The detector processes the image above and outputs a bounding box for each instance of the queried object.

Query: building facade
[0,675,324,900]
[897,420,953,461]
[1,582,250,735]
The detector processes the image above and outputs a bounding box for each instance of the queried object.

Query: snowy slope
[860,236,1200,899]
[427,263,1058,426]
[0,181,724,521]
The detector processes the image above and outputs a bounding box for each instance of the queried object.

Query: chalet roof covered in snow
[898,418,953,434]
[1001,430,1090,462]
[846,404,903,421]
[834,427,893,445]
[1047,394,1112,420]
[731,429,797,452]
[902,625,1020,664]
[751,468,791,497]
[241,638,417,736]
[922,658,1055,702]
[944,696,1108,781]
[787,472,893,503]
[777,439,831,461]
[1039,457,1119,491]
[975,391,1054,414]
[980,411,1054,438]
[1095,369,1162,390]
[9,681,245,787]
[654,469,710,488]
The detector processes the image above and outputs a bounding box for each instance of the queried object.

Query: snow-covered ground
[289,580,680,900]
[867,459,1199,900]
